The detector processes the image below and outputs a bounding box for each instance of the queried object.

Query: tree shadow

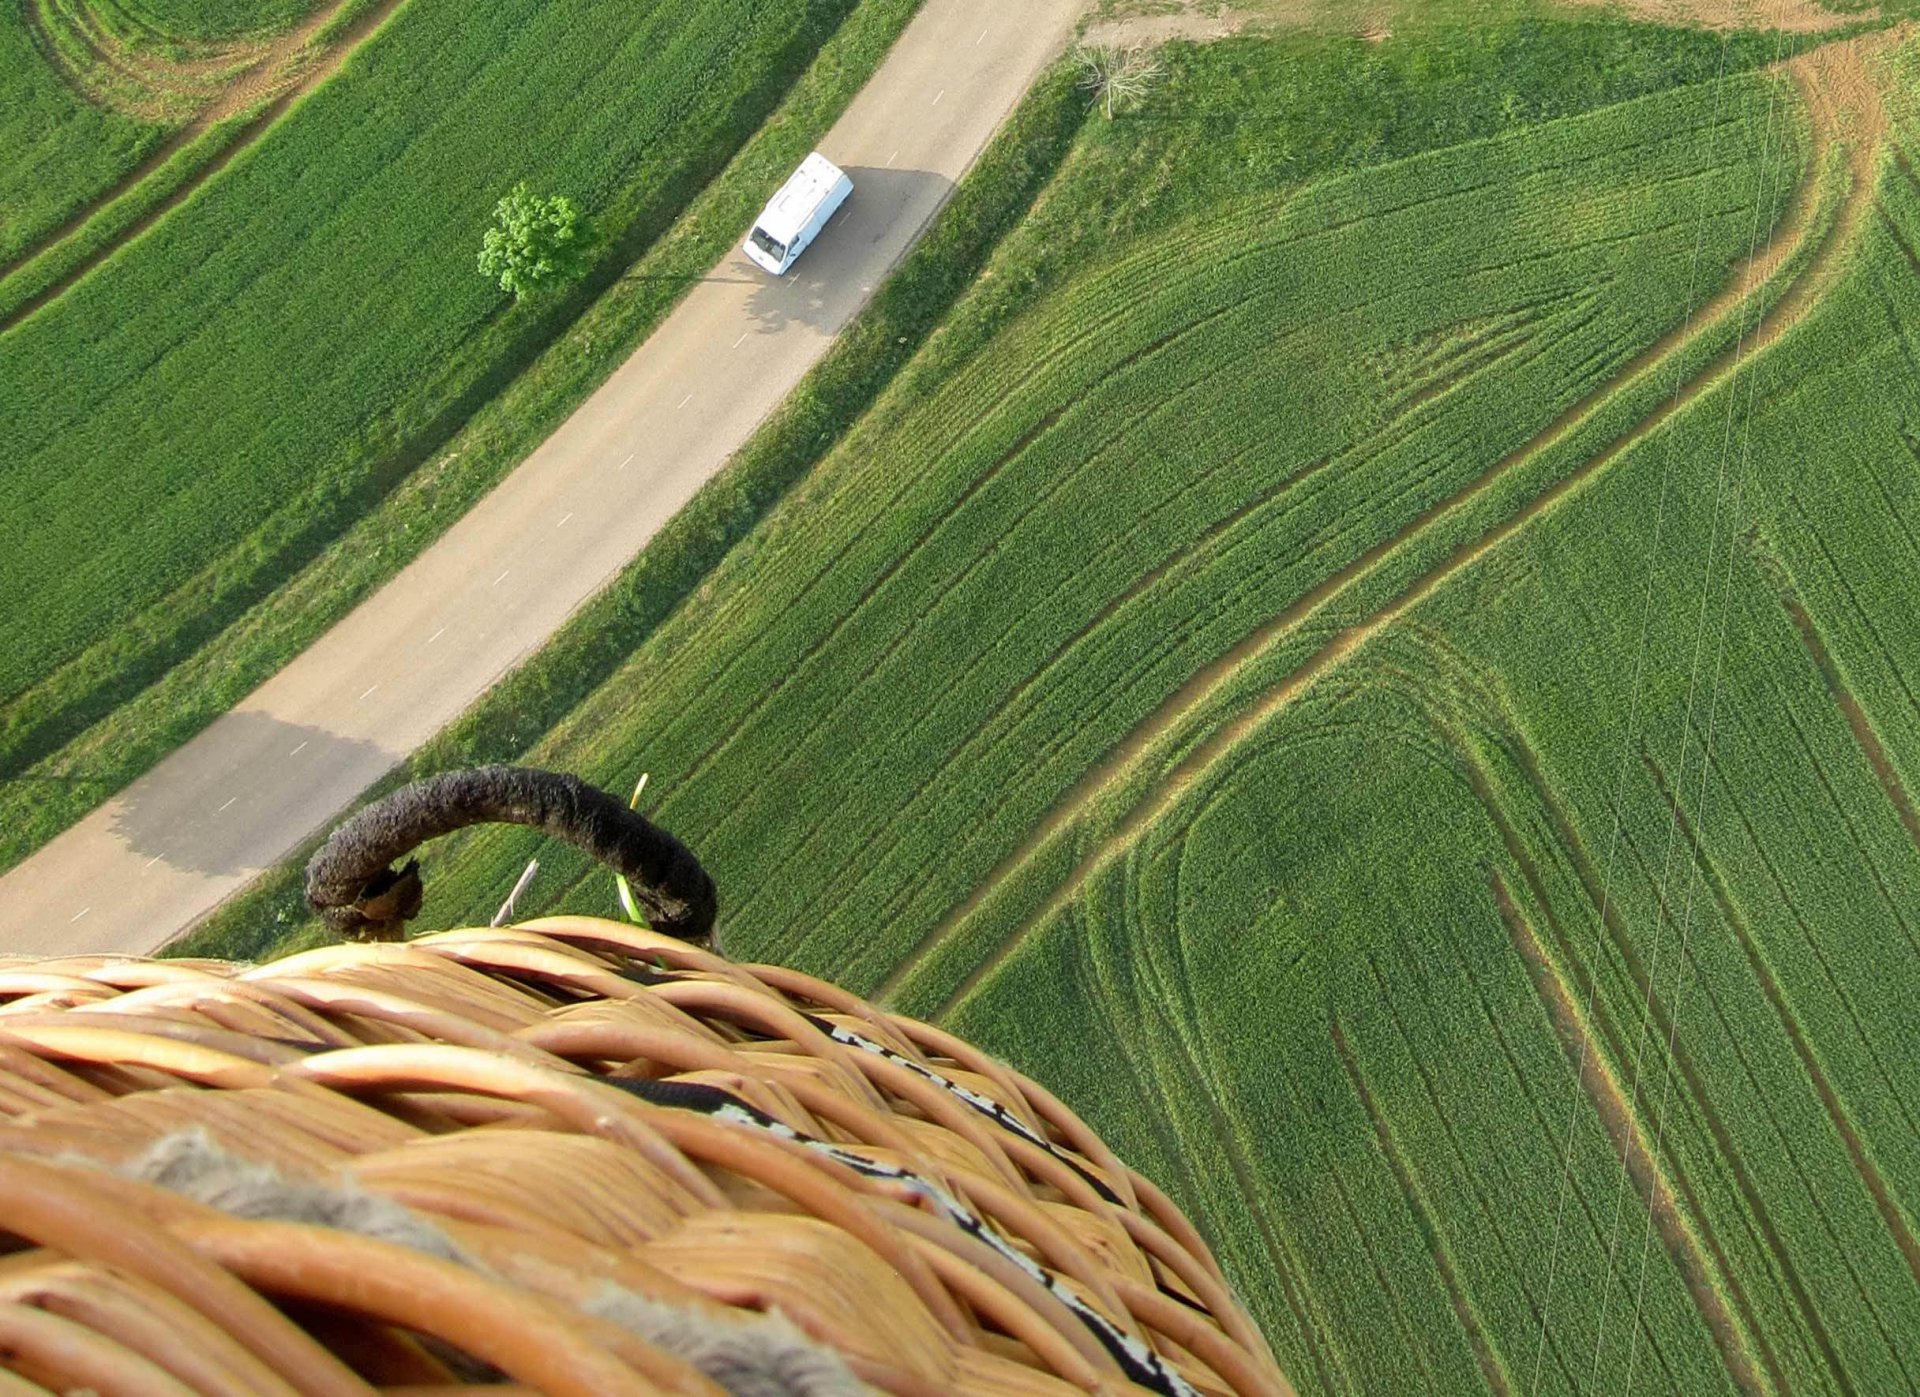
[741,166,954,336]
[110,709,398,878]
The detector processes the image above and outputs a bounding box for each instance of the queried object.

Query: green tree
[477,182,595,300]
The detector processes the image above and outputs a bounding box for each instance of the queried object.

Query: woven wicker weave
[0,915,1287,1396]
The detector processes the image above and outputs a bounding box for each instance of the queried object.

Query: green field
[96,0,324,40]
[0,7,173,266]
[224,13,1920,1392]
[0,0,921,862]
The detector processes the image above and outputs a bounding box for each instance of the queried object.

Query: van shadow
[111,710,396,878]
[742,166,954,336]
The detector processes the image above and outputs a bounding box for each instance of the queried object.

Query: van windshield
[750,227,787,263]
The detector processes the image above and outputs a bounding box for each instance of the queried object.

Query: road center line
[289,741,308,756]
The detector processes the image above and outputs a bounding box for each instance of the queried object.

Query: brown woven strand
[0,915,1287,1396]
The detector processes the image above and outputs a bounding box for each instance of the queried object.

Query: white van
[744,152,853,276]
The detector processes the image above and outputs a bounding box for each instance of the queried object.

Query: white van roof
[754,153,846,245]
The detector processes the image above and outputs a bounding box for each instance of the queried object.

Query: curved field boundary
[33,0,254,116]
[0,0,403,327]
[894,48,1870,1016]
[1151,634,1791,1394]
[1098,693,1746,1391]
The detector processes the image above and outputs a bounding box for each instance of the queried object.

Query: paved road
[0,0,1086,956]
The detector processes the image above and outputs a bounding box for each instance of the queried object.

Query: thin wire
[1525,30,1739,1396]
[1621,25,1799,1386]
[1587,6,1793,1384]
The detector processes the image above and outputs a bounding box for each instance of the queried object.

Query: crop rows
[95,0,319,41]
[410,66,1801,1387]
[0,0,862,772]
[0,6,170,267]
[370,28,1920,1396]
[942,49,1920,1395]
[434,73,1792,960]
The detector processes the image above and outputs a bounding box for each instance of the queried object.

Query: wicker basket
[0,914,1288,1396]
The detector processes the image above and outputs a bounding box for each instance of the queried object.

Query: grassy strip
[0,0,924,872]
[170,58,1088,962]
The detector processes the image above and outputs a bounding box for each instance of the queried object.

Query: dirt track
[1080,0,1864,46]
[0,0,1089,956]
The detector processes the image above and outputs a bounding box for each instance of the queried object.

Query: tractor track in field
[1,0,408,332]
[1443,894,1628,1392]
[657,209,1302,813]
[1762,504,1920,856]
[897,39,1875,1016]
[1097,909,1318,1397]
[1615,742,1881,1391]
[1700,733,1920,1147]
[1762,635,1920,961]
[1342,650,1808,1394]
[30,0,258,120]
[763,281,1577,957]
[1644,750,1920,1299]
[1490,869,1775,1396]
[42,0,265,97]
[669,176,1580,830]
[1334,634,1828,1395]
[1330,1011,1518,1397]
[1356,921,1639,1390]
[1804,501,1920,731]
[1472,727,1824,1397]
